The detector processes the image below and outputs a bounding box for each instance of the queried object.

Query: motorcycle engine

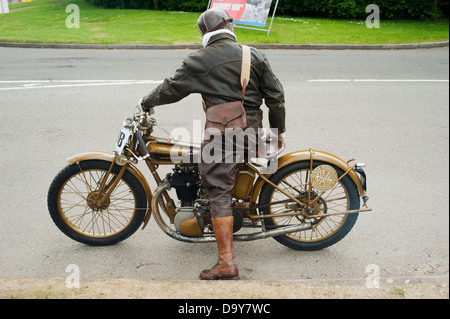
[168,165,205,236]
[173,207,204,237]
[167,165,199,205]
[167,164,244,236]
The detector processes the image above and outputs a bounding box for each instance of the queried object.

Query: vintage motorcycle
[47,108,371,251]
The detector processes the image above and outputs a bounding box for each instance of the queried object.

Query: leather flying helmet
[197,8,233,36]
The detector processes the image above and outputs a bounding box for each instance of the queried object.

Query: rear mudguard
[66,152,153,229]
[250,149,367,204]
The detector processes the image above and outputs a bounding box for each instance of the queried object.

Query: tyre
[47,160,147,246]
[259,160,360,251]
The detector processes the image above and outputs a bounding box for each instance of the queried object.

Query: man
[140,8,285,280]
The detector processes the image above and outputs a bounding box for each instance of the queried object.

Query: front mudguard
[250,149,368,204]
[66,152,153,229]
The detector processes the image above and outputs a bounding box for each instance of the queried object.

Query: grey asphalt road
[0,47,448,285]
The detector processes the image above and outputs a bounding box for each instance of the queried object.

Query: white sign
[115,121,133,154]
[1,0,10,14]
[210,0,273,27]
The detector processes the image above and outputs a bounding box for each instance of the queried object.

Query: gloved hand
[138,98,154,114]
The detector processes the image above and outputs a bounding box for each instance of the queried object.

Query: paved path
[0,47,448,286]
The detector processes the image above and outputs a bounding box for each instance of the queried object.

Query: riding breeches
[198,124,262,218]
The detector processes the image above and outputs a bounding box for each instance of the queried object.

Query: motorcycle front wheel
[259,160,360,251]
[47,160,147,246]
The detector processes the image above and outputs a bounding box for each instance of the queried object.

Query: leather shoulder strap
[240,45,251,97]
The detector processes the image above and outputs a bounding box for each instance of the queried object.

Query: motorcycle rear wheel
[47,160,147,246]
[259,160,360,251]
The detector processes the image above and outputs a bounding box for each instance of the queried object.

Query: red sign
[210,0,247,21]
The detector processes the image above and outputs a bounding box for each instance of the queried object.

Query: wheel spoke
[264,165,351,243]
[58,168,137,238]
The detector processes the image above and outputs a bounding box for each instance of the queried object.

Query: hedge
[84,0,449,19]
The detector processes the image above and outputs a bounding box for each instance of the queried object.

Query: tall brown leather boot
[200,216,239,280]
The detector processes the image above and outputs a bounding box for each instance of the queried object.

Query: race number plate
[115,121,132,154]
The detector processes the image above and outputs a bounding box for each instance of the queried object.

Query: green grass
[0,0,448,45]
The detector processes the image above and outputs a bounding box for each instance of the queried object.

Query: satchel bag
[203,45,251,139]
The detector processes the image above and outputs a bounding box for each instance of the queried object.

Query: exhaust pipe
[234,223,312,241]
[151,181,313,243]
